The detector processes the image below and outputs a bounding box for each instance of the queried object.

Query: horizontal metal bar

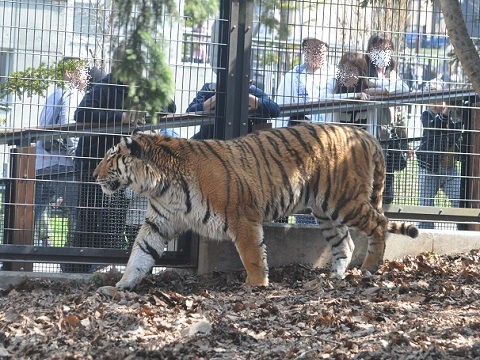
[279,89,476,118]
[290,205,480,223]
[384,205,480,223]
[0,245,196,267]
[0,89,474,146]
[0,114,215,145]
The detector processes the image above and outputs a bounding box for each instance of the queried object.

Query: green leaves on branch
[114,0,176,117]
[0,59,87,99]
[257,0,302,40]
[114,0,176,29]
[184,0,218,27]
[115,30,174,116]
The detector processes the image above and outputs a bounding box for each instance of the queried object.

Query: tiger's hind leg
[314,214,355,278]
[231,221,269,287]
[343,201,389,274]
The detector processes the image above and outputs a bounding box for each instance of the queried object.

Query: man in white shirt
[34,58,88,246]
[276,38,335,126]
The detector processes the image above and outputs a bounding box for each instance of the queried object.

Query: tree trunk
[439,0,480,93]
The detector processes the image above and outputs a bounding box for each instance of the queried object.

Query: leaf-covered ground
[1,250,479,359]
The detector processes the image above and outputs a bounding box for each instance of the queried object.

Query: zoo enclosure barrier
[0,0,479,273]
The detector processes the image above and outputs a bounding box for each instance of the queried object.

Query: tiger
[93,123,418,290]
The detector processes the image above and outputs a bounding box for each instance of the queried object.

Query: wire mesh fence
[0,0,479,273]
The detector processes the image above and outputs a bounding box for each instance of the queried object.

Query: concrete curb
[197,224,480,274]
[0,271,91,290]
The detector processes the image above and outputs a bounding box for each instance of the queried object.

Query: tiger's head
[93,135,146,195]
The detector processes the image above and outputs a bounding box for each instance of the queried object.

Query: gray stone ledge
[197,224,480,274]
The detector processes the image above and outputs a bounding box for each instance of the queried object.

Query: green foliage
[115,30,174,117]
[184,0,218,27]
[0,59,87,99]
[257,0,300,40]
[114,0,177,28]
[114,0,177,116]
[360,0,390,6]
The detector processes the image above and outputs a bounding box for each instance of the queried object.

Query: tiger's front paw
[115,279,135,291]
[331,258,350,279]
[115,272,142,291]
[329,271,346,280]
[97,285,122,300]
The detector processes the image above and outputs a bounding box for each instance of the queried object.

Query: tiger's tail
[388,222,419,238]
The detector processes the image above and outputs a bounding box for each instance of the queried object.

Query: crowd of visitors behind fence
[30,32,465,272]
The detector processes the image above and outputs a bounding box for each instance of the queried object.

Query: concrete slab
[197,224,480,274]
[431,230,480,255]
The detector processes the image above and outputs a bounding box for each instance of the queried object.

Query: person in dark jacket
[62,45,176,272]
[416,97,463,229]
[187,19,280,140]
[187,82,280,139]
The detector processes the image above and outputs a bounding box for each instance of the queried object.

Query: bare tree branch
[439,0,480,93]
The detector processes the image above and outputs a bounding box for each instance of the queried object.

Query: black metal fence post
[215,0,253,140]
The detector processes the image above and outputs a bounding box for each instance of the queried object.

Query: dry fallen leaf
[66,315,79,327]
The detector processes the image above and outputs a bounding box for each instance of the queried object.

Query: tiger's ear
[121,136,143,158]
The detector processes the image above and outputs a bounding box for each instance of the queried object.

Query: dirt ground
[1,250,479,359]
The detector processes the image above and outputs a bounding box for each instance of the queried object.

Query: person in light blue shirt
[62,45,176,273]
[275,38,335,126]
[34,58,89,246]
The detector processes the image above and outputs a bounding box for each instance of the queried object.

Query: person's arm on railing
[364,70,409,95]
[186,83,216,113]
[321,77,370,101]
[248,85,280,118]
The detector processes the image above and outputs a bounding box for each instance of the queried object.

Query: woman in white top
[363,34,410,140]
[324,52,373,127]
[363,34,410,204]
[276,38,335,126]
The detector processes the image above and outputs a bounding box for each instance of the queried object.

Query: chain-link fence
[0,0,479,273]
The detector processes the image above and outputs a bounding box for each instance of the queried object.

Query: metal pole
[215,0,253,140]
[214,0,231,140]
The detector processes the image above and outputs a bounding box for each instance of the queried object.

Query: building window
[0,51,13,107]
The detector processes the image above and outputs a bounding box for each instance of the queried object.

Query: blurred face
[368,47,393,69]
[65,66,89,91]
[303,43,327,71]
[337,64,360,88]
